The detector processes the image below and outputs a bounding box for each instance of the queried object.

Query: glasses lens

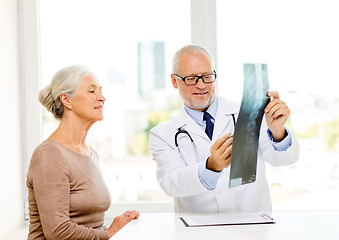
[184,76,197,85]
[182,73,216,85]
[202,74,216,83]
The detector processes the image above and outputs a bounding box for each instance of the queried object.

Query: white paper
[180,213,275,227]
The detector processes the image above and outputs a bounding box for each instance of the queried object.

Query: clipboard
[180,213,275,227]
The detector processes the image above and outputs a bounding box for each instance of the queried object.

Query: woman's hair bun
[38,65,93,119]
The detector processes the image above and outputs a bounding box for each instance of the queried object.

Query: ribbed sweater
[27,140,111,240]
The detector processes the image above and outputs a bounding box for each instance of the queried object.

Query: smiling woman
[61,75,106,124]
[39,65,96,120]
[27,65,140,240]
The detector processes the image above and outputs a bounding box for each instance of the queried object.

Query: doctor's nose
[195,78,206,89]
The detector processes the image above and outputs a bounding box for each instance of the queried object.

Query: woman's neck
[48,114,93,155]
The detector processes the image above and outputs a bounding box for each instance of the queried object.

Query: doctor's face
[171,53,216,112]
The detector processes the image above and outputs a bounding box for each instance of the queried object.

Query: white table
[110,211,339,240]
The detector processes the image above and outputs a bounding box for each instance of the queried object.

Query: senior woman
[26,65,139,240]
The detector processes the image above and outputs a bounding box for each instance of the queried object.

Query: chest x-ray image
[229,63,270,188]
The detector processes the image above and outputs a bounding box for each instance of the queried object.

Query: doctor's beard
[182,93,215,112]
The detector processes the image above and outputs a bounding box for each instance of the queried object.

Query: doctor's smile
[193,92,208,95]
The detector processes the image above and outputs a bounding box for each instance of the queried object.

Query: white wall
[0,0,24,238]
[0,3,216,237]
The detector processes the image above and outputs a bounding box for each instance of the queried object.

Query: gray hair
[172,44,215,73]
[39,65,94,119]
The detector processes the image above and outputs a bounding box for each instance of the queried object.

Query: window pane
[39,0,191,204]
[217,0,339,210]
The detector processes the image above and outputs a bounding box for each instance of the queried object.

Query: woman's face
[68,75,106,123]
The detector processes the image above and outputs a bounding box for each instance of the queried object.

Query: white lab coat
[150,96,300,213]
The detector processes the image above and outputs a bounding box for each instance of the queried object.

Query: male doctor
[149,44,300,213]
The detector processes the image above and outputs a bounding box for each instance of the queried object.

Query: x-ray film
[229,63,270,188]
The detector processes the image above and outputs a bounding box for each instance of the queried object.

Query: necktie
[203,112,214,140]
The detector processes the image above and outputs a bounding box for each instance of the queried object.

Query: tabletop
[109,211,339,240]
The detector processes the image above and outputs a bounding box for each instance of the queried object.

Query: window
[217,0,339,210]
[39,0,191,209]
[35,0,339,215]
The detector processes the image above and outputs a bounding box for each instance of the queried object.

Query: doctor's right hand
[206,133,233,172]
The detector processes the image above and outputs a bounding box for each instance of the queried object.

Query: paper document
[229,63,270,188]
[180,213,275,227]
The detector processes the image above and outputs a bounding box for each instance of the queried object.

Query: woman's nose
[99,92,106,102]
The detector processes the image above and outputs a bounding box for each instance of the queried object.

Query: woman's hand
[106,210,140,238]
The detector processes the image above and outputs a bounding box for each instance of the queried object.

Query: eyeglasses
[173,70,217,86]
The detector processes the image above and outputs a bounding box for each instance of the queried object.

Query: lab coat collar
[213,96,239,140]
[171,95,240,142]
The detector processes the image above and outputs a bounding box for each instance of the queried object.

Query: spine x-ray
[229,63,270,188]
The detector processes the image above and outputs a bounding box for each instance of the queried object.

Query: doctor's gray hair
[172,44,215,73]
[39,65,94,119]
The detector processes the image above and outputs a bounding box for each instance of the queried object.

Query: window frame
[20,0,218,219]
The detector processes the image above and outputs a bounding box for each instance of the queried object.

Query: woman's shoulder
[30,140,69,165]
[28,140,71,178]
[33,139,64,156]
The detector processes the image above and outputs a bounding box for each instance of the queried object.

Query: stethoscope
[174,114,236,150]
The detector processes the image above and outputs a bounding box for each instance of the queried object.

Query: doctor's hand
[206,133,233,172]
[265,91,289,142]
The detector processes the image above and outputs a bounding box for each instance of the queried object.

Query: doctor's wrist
[270,128,288,142]
[206,156,223,172]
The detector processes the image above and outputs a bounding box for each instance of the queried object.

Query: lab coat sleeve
[258,118,300,166]
[149,127,209,198]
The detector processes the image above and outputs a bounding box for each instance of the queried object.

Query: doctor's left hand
[206,133,233,172]
[265,91,289,142]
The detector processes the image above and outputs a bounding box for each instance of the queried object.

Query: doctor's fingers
[267,91,280,99]
[211,135,233,153]
[213,141,232,163]
[221,144,232,160]
[265,97,286,114]
[266,103,290,119]
[216,149,232,169]
[212,134,232,150]
[217,138,232,158]
[223,155,231,168]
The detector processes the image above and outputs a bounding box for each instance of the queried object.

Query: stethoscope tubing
[174,128,193,147]
[174,114,236,148]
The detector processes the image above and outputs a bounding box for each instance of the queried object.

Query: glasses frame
[174,70,217,86]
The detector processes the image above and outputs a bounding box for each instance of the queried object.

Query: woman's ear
[59,93,72,110]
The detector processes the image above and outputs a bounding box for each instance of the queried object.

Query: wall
[0,0,24,238]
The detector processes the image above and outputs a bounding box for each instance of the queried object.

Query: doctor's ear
[59,93,73,110]
[171,74,179,89]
